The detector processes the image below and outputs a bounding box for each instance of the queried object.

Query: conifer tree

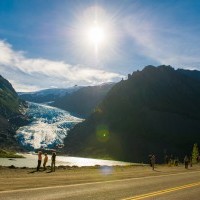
[192,143,199,164]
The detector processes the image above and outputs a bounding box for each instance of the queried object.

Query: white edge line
[0,170,200,194]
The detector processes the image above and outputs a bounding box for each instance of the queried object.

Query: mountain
[0,75,28,150]
[177,68,200,81]
[63,65,200,163]
[18,87,81,103]
[51,83,115,117]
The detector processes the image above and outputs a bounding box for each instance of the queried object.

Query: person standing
[51,151,56,172]
[37,151,42,171]
[151,155,156,170]
[184,155,189,169]
[43,153,48,170]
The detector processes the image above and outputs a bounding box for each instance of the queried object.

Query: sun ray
[88,21,105,53]
[69,5,120,67]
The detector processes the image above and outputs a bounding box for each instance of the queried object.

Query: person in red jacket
[37,151,42,171]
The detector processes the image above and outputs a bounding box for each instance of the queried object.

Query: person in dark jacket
[151,155,156,170]
[184,155,189,169]
[51,151,56,172]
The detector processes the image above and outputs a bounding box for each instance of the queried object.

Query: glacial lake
[1,103,134,168]
[0,153,133,168]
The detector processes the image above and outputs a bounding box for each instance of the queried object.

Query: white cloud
[0,40,124,92]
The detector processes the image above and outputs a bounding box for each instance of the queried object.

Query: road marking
[0,170,200,194]
[122,181,200,200]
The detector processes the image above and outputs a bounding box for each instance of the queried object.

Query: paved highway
[1,170,200,200]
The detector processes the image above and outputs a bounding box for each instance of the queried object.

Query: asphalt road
[1,170,200,200]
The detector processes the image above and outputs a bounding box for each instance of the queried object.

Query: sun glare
[72,6,118,63]
[88,23,105,47]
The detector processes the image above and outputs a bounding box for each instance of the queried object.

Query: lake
[5,103,134,168]
[0,153,133,168]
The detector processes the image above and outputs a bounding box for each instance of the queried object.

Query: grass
[0,149,24,158]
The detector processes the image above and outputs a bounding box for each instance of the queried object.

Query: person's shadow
[28,169,43,173]
[153,169,162,172]
[28,170,37,174]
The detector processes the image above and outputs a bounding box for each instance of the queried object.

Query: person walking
[43,153,48,170]
[37,151,42,171]
[184,155,189,169]
[151,155,156,170]
[51,151,56,172]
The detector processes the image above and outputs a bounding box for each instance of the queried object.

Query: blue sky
[0,0,200,91]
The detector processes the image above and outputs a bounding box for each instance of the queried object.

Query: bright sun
[87,22,105,49]
[72,6,117,60]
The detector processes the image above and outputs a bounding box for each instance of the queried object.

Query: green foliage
[192,143,199,164]
[0,149,24,158]
[0,75,21,116]
[0,74,27,150]
[64,66,200,163]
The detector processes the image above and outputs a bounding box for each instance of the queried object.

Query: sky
[0,0,200,92]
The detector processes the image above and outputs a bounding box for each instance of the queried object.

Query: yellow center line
[122,181,200,200]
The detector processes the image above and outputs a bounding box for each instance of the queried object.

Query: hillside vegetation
[0,75,28,150]
[63,66,200,163]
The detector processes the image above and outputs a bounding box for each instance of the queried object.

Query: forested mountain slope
[0,75,28,150]
[63,66,200,163]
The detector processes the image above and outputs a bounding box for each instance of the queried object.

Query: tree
[192,143,199,164]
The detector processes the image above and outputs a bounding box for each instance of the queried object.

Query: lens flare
[96,124,110,142]
[100,166,113,176]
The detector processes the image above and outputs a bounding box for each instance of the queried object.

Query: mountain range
[51,83,115,117]
[19,84,114,118]
[18,87,81,104]
[63,65,200,163]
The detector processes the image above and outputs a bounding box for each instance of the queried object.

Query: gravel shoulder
[1,165,200,192]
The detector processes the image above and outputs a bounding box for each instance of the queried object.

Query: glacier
[16,102,83,150]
